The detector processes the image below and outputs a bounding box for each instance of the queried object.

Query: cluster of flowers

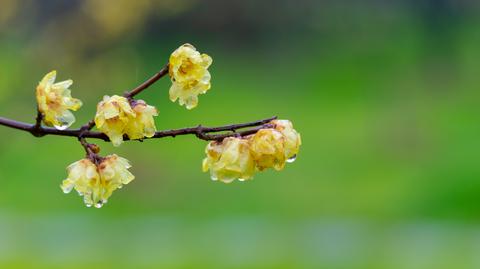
[203,120,301,183]
[33,43,300,208]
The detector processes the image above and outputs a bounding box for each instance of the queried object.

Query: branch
[123,63,169,99]
[0,116,277,142]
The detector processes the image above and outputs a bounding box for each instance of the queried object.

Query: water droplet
[210,174,218,181]
[287,154,297,163]
[238,178,245,182]
[95,202,103,208]
[62,185,73,194]
[85,203,92,208]
[54,123,69,130]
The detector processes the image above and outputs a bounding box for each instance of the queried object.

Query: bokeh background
[0,0,479,268]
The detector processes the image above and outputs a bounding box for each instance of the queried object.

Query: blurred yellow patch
[0,0,18,29]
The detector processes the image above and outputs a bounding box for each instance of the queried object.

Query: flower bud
[89,144,101,154]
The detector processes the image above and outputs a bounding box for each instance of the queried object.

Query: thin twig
[0,116,277,142]
[34,110,42,128]
[196,124,275,141]
[32,109,44,137]
[79,137,94,158]
[79,120,95,133]
[123,63,169,99]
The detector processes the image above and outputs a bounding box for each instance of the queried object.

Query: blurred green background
[0,0,480,268]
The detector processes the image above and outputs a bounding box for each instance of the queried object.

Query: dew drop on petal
[287,154,297,163]
[95,202,103,208]
[85,203,92,208]
[54,123,69,130]
[210,174,218,181]
[238,178,245,182]
[62,185,74,194]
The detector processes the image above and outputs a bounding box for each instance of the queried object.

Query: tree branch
[123,63,170,99]
[0,116,277,142]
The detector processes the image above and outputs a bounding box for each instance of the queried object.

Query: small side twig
[200,124,275,141]
[123,63,169,99]
[32,109,44,137]
[34,110,42,128]
[78,137,101,163]
[79,119,95,134]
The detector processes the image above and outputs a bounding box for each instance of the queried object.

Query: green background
[0,1,479,268]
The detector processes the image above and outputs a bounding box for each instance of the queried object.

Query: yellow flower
[249,129,286,171]
[124,100,158,140]
[202,137,255,183]
[35,71,82,130]
[272,119,301,162]
[61,154,134,208]
[94,95,135,146]
[169,43,212,109]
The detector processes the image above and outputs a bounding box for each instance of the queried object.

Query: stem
[34,110,42,128]
[80,120,95,133]
[123,63,169,99]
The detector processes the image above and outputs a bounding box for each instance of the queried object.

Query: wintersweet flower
[94,95,135,146]
[124,100,158,140]
[202,137,256,183]
[169,43,212,109]
[35,71,82,130]
[61,154,134,208]
[272,119,301,162]
[249,129,286,171]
